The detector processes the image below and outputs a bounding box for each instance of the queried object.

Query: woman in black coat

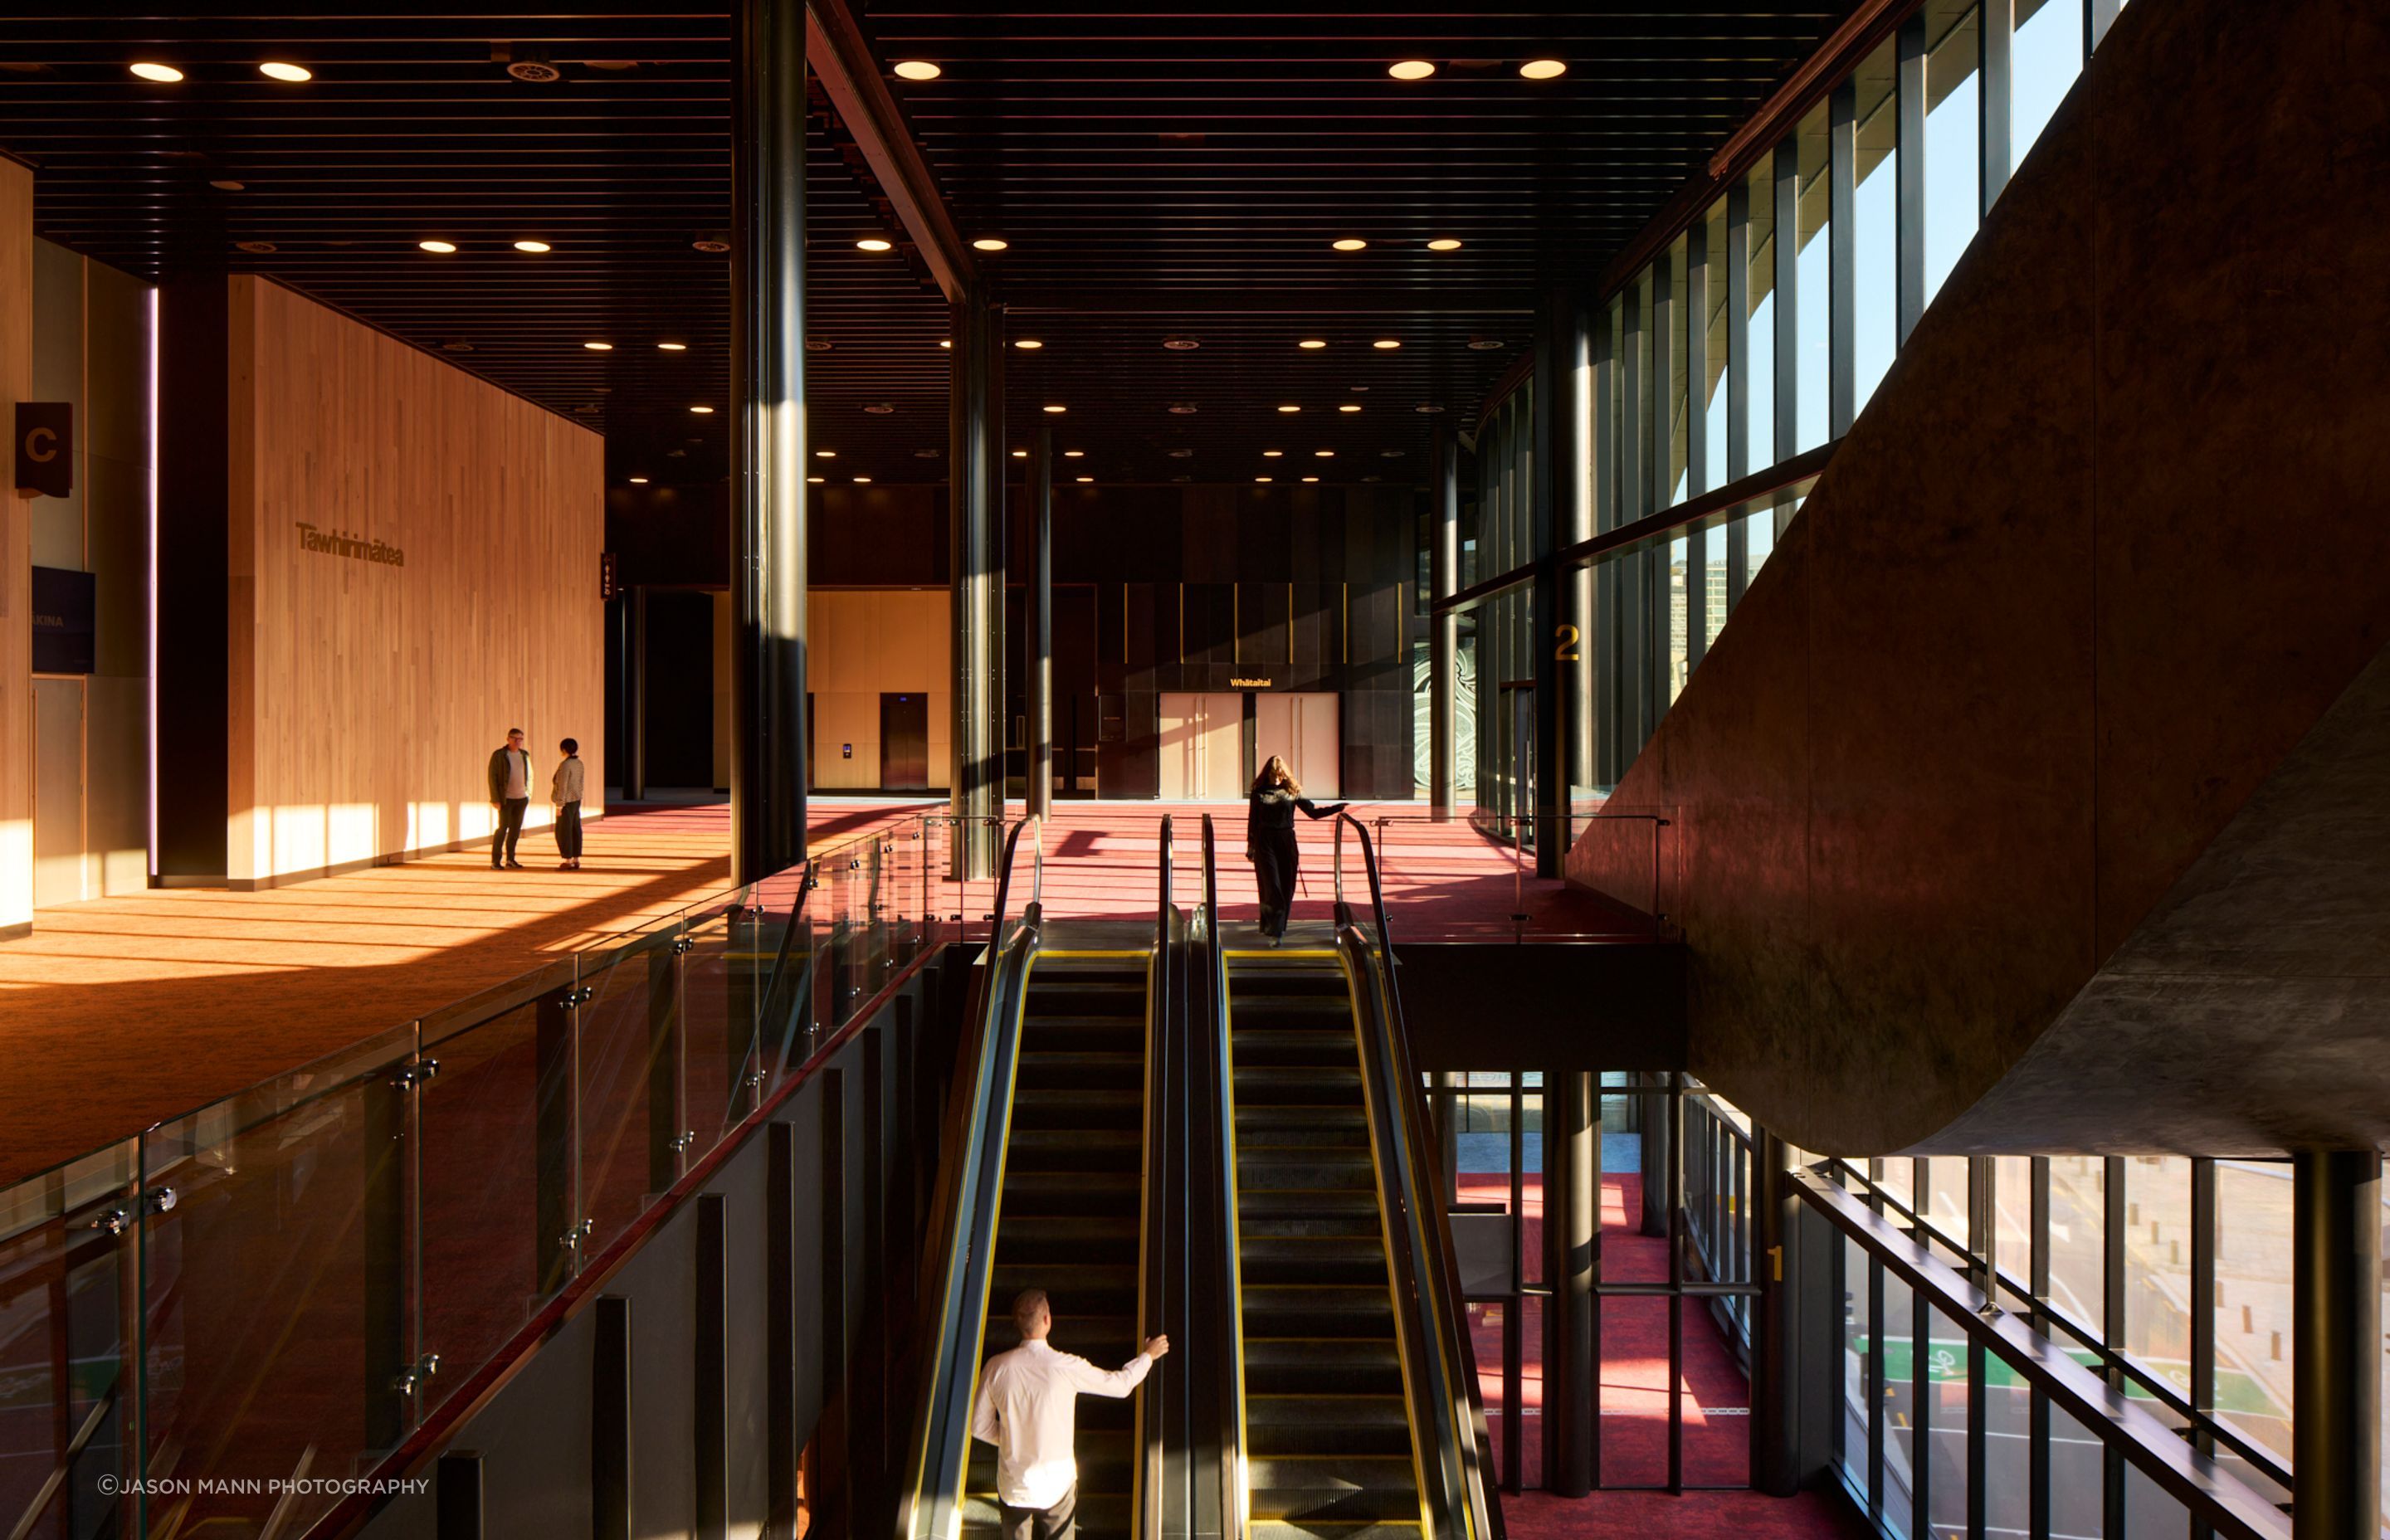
[1245,756,1346,945]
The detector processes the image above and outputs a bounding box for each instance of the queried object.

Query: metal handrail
[1137,815,1178,1540]
[1327,813,1503,1540]
[1197,814,1248,1540]
[895,816,1043,1540]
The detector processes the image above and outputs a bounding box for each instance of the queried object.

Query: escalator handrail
[1329,816,1504,1540]
[896,816,1044,1540]
[1136,815,1177,1540]
[1198,814,1248,1540]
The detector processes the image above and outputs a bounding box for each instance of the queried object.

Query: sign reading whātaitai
[15,402,71,498]
[295,522,405,568]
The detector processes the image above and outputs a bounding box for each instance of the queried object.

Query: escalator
[1199,813,1501,1540]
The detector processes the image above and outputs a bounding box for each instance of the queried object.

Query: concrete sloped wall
[1569,0,2390,1153]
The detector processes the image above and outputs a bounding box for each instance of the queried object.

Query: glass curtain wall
[1458,0,2120,797]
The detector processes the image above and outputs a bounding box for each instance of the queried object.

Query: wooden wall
[225,277,604,888]
[0,158,33,934]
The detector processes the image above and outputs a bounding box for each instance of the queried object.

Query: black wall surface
[641,590,716,789]
[155,272,231,880]
[605,479,1422,799]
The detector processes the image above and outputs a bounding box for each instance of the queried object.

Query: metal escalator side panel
[900,934,1039,1540]
[1217,953,1252,1540]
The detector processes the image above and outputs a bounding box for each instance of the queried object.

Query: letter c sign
[15,403,72,499]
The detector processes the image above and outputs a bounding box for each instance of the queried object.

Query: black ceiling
[2,2,1851,489]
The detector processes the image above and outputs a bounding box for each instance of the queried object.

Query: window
[1923,2,1982,302]
[2012,0,2084,167]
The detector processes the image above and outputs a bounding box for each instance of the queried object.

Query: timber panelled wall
[226,277,604,889]
[0,158,34,936]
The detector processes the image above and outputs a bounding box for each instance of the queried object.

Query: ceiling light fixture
[259,61,312,81]
[692,234,731,253]
[1042,403,1066,413]
[1373,339,1401,349]
[1339,403,1362,413]
[816,450,836,458]
[1331,238,1368,251]
[1168,448,1195,459]
[1467,338,1505,350]
[690,404,715,414]
[1262,451,1284,458]
[235,241,277,254]
[1298,339,1327,350]
[1012,450,1028,458]
[864,404,895,414]
[583,341,613,351]
[210,179,246,192]
[1388,60,1436,80]
[658,341,688,352]
[129,62,183,82]
[807,339,833,352]
[418,240,457,254]
[939,339,952,349]
[1063,450,1085,458]
[893,60,942,80]
[1519,58,1568,80]
[856,237,894,252]
[972,236,1009,251]
[1168,404,1198,415]
[1014,338,1043,349]
[808,475,826,483]
[1315,450,1335,457]
[1427,238,1464,251]
[1255,476,1274,484]
[1414,404,1446,413]
[1276,404,1300,413]
[1076,476,1093,484]
[514,239,552,253]
[1162,336,1200,350]
[853,476,872,484]
[1303,476,1319,483]
[628,476,649,485]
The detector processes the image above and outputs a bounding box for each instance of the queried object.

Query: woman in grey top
[551,738,587,870]
[1243,756,1345,945]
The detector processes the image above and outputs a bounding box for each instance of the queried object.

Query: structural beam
[804,0,978,304]
[731,0,807,885]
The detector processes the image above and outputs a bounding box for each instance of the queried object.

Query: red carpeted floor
[1457,1165,1877,1539]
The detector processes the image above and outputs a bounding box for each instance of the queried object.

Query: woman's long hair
[1251,754,1302,799]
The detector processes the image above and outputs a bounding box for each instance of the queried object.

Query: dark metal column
[1027,420,1053,819]
[1543,1070,1596,1495]
[622,587,648,802]
[1752,1131,1800,1494]
[730,0,807,885]
[1564,300,1597,793]
[949,292,1004,878]
[1430,430,1459,816]
[1529,289,1572,879]
[2293,1149,2382,1540]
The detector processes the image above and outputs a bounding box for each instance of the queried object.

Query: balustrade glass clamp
[392,1353,441,1397]
[673,934,695,955]
[555,984,595,1011]
[90,1206,130,1236]
[389,1058,440,1091]
[671,1130,697,1152]
[559,1217,595,1250]
[144,1187,178,1216]
[745,1070,767,1089]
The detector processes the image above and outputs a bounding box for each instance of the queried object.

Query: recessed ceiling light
[972,236,1009,251]
[129,62,183,83]
[807,475,826,483]
[1276,404,1300,413]
[1298,339,1327,350]
[856,237,894,252]
[939,339,952,349]
[1414,404,1445,413]
[209,179,245,192]
[259,61,312,81]
[1014,339,1043,349]
[235,241,277,254]
[816,450,836,458]
[1262,451,1284,458]
[1427,238,1464,251]
[1315,450,1335,457]
[583,341,613,351]
[1331,238,1368,252]
[1519,59,1568,80]
[418,240,457,254]
[1373,339,1401,349]
[441,339,475,353]
[1076,476,1093,483]
[1388,60,1436,80]
[1467,338,1505,350]
[1168,404,1198,415]
[1255,476,1274,483]
[628,476,649,485]
[1382,448,1408,458]
[853,476,871,484]
[1339,403,1362,413]
[1063,450,1085,458]
[690,404,715,414]
[513,239,552,253]
[1302,476,1319,483]
[1012,450,1028,458]
[806,339,833,352]
[893,60,942,80]
[692,235,731,253]
[1042,404,1066,413]
[915,449,942,458]
[658,341,689,352]
[1168,448,1195,459]
[864,404,895,414]
[1162,336,1200,350]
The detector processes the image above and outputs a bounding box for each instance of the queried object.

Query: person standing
[551,737,586,870]
[970,1289,1168,1540]
[486,728,533,870]
[1245,754,1346,945]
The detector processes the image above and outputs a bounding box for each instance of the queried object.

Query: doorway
[1157,691,1242,801]
[879,693,930,790]
[1251,691,1340,800]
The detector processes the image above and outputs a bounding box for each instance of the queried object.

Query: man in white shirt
[971,1289,1169,1540]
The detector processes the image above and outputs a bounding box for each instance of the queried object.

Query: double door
[1158,691,1339,802]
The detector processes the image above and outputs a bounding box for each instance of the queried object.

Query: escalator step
[1239,1153,1376,1192]
[1007,1128,1140,1167]
[1248,1522,1423,1540]
[980,1315,1139,1360]
[1243,1287,1396,1338]
[1016,1051,1148,1094]
[1236,1107,1368,1146]
[1246,1453,1419,1493]
[1236,1066,1363,1103]
[960,1494,1133,1536]
[1241,1245,1388,1288]
[1244,1348,1406,1398]
[1233,1029,1363,1066]
[997,1215,1144,1259]
[992,1260,1135,1299]
[1011,1089,1142,1129]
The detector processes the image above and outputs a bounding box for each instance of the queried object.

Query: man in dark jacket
[487,728,533,870]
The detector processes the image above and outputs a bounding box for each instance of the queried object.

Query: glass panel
[1794,101,1832,452]
[1876,1157,1916,1217]
[1923,2,1983,303]
[578,936,674,1263]
[1598,1294,1671,1486]
[2050,1399,2107,1539]
[1744,158,1777,470]
[1469,1298,1511,1482]
[1666,235,1691,504]
[2123,1157,2192,1396]
[1841,1236,1871,1477]
[1601,1095,1668,1284]
[141,1027,418,1533]
[1881,1272,1917,1538]
[2212,1159,2295,1473]
[679,909,754,1156]
[1668,534,1690,703]
[1924,1309,1969,1540]
[1993,1155,2032,1276]
[1921,1157,1971,1250]
[2047,1156,2106,1335]
[1518,1293,1545,1489]
[2123,1457,2189,1540]
[1983,1349,2029,1540]
[2012,0,2085,166]
[1702,197,1731,498]
[1851,38,1901,413]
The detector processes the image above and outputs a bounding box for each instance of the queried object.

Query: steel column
[1724,182,1752,612]
[1027,421,1053,819]
[949,292,1005,878]
[1771,138,1799,473]
[1684,229,1710,672]
[730,0,807,885]
[1895,16,1929,346]
[1544,1070,1595,1495]
[1753,1131,1799,1494]
[1828,80,1858,439]
[622,587,648,802]
[1530,289,1573,877]
[2292,1150,2382,1540]
[1430,429,1459,816]
[1982,0,2015,211]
